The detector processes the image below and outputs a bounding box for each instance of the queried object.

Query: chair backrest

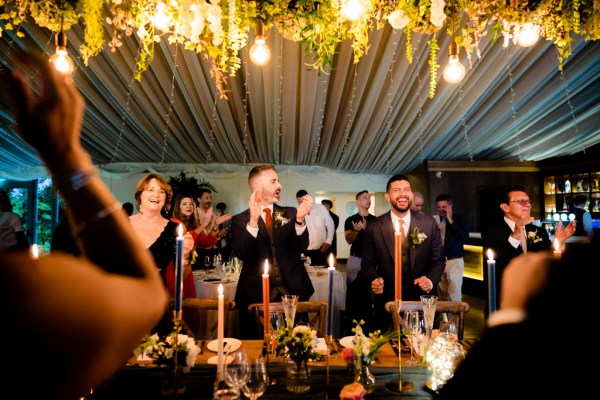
[385,300,470,340]
[171,298,235,340]
[248,301,327,338]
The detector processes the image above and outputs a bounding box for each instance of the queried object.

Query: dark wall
[423,162,541,233]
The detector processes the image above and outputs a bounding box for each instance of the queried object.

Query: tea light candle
[262,260,270,341]
[486,249,497,315]
[394,220,402,301]
[327,253,335,337]
[31,244,39,259]
[553,238,562,258]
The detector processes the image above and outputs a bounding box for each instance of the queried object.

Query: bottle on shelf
[564,179,571,193]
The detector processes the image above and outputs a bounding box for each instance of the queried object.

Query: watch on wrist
[295,219,305,226]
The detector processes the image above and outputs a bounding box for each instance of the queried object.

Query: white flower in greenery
[388,10,409,30]
[430,0,447,27]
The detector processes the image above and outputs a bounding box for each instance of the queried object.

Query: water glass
[420,295,438,339]
[281,295,299,327]
[241,357,268,400]
[439,320,458,342]
[225,348,250,395]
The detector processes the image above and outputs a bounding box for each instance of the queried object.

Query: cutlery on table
[389,339,400,356]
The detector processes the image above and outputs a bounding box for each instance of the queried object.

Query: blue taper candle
[486,249,497,316]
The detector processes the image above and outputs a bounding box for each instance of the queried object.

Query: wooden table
[90,339,465,399]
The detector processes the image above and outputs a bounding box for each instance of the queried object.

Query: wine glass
[241,357,268,400]
[269,314,285,357]
[406,311,421,365]
[225,347,250,396]
[281,295,298,327]
[204,255,211,277]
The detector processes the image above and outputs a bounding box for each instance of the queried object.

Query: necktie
[399,218,406,242]
[264,208,272,231]
[521,226,528,253]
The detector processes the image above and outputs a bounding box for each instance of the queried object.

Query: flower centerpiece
[347,320,397,394]
[275,323,324,393]
[137,327,200,372]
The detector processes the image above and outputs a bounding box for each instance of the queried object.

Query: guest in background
[410,191,426,214]
[1,51,166,399]
[344,190,377,335]
[122,201,134,216]
[434,194,469,302]
[215,202,233,262]
[51,205,80,256]
[170,193,217,252]
[438,239,594,398]
[572,194,594,237]
[130,174,195,334]
[362,175,444,332]
[482,186,575,305]
[195,187,220,266]
[231,165,313,339]
[296,189,335,266]
[321,199,339,257]
[0,193,29,252]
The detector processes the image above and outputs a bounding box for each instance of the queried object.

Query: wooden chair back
[248,301,327,338]
[171,298,235,340]
[385,300,470,340]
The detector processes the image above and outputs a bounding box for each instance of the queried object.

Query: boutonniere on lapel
[409,227,428,248]
[527,229,543,244]
[273,211,289,228]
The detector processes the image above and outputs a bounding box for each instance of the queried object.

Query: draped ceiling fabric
[1,18,600,181]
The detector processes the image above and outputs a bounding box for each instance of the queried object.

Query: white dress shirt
[305,203,335,250]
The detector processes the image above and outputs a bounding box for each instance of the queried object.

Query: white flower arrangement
[138,329,200,372]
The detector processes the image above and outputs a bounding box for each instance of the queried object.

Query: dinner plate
[207,338,242,352]
[207,355,233,365]
[339,336,355,348]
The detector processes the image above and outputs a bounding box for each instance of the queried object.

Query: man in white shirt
[296,189,335,266]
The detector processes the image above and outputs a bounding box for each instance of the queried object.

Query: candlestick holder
[262,339,278,386]
[385,299,414,393]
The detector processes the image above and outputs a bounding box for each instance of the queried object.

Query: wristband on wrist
[55,168,98,196]
[295,219,305,227]
[72,202,122,238]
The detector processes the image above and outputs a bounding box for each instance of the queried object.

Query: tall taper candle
[175,224,184,317]
[217,283,224,379]
[394,220,402,301]
[486,249,497,315]
[327,254,335,337]
[262,260,270,341]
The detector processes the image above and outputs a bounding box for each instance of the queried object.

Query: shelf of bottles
[543,172,600,223]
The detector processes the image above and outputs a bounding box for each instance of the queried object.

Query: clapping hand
[296,194,313,220]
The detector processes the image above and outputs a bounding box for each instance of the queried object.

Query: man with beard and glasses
[231,165,314,338]
[361,174,445,332]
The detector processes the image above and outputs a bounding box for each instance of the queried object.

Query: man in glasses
[482,186,575,310]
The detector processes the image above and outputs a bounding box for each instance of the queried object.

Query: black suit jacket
[362,210,445,302]
[231,205,314,309]
[481,220,551,297]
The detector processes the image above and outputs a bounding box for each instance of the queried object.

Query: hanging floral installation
[1,0,599,98]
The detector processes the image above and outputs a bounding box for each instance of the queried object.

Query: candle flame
[554,238,560,252]
[177,223,184,238]
[31,244,39,259]
[487,248,494,261]
[264,259,269,275]
[329,253,335,269]
[218,283,223,296]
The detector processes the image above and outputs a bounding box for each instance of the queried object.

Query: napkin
[314,337,329,355]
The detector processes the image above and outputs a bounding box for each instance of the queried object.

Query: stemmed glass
[224,347,250,398]
[405,311,421,365]
[204,256,212,278]
[281,295,298,327]
[420,295,438,339]
[241,357,268,400]
[269,314,285,357]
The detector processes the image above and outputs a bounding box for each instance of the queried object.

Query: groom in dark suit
[362,174,445,332]
[231,164,314,339]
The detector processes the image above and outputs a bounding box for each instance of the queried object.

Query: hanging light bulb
[249,23,271,66]
[517,22,540,47]
[341,0,364,21]
[443,41,465,84]
[49,30,75,75]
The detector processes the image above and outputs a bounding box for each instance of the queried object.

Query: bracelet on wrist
[55,168,98,196]
[295,219,305,227]
[72,202,122,238]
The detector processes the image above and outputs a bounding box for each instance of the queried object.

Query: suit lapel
[382,211,395,261]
